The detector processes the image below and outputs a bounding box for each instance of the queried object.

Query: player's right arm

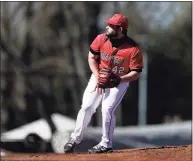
[88,34,104,78]
[88,52,104,94]
[88,51,99,78]
[88,34,105,94]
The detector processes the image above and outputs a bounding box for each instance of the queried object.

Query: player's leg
[101,82,129,148]
[64,74,102,153]
[70,75,103,143]
[88,82,129,153]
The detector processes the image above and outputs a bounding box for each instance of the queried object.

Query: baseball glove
[98,67,121,88]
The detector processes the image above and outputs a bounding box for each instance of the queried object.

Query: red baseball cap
[105,13,128,29]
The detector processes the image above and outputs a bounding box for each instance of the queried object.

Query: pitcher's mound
[2,145,191,161]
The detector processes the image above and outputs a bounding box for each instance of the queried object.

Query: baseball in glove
[98,67,121,88]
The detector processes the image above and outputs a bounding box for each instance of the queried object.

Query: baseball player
[64,13,143,153]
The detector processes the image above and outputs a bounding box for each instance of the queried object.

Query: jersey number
[112,66,124,74]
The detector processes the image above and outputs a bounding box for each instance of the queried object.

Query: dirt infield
[2,145,192,161]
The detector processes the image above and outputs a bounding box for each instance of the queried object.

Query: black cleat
[63,138,77,153]
[88,145,113,153]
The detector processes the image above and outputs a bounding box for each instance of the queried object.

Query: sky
[98,1,184,30]
[135,2,184,29]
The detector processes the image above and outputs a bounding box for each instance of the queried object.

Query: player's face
[105,24,119,37]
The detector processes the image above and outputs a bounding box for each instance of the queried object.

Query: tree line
[0,2,191,133]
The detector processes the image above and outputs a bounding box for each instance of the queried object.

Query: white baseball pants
[70,74,129,148]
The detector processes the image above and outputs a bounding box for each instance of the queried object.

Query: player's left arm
[120,47,144,83]
[120,71,141,82]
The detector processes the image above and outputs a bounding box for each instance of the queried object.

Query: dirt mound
[2,145,191,161]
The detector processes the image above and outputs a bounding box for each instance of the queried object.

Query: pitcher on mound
[64,13,144,154]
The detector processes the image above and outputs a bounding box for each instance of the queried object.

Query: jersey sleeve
[129,47,144,71]
[90,34,104,55]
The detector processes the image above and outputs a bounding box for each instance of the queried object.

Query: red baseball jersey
[90,34,143,76]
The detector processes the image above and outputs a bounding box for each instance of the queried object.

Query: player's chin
[105,31,110,36]
[106,32,113,37]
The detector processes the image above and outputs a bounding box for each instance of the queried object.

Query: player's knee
[102,107,115,121]
[102,107,113,114]
[81,105,95,114]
